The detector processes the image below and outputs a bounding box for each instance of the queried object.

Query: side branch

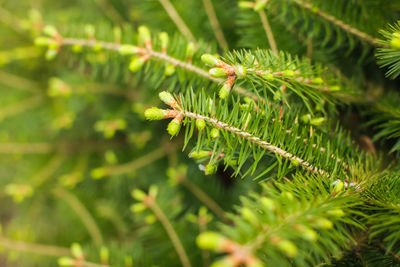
[60,38,257,100]
[181,111,329,177]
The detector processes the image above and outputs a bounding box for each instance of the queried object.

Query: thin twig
[201,0,228,50]
[259,10,278,56]
[0,237,71,257]
[147,197,192,267]
[157,0,197,45]
[54,187,103,246]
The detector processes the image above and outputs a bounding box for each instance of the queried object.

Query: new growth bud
[201,54,220,66]
[196,119,206,131]
[129,56,146,72]
[167,118,182,136]
[276,239,298,258]
[144,107,165,120]
[209,68,227,78]
[196,231,226,251]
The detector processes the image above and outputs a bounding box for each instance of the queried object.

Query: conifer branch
[258,10,278,56]
[157,0,197,45]
[54,187,104,246]
[201,0,228,50]
[57,37,258,101]
[290,0,384,47]
[181,110,328,177]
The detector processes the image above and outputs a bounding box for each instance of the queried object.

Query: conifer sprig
[145,91,356,178]
[197,174,363,266]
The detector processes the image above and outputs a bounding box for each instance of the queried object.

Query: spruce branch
[35,27,258,101]
[145,91,356,178]
[197,175,363,266]
[54,187,104,247]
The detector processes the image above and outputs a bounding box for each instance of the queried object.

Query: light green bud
[210,128,220,138]
[209,68,227,78]
[43,25,58,36]
[144,107,165,120]
[315,218,333,229]
[130,203,147,213]
[277,239,298,258]
[185,42,195,59]
[164,64,175,76]
[205,164,217,175]
[159,91,175,106]
[71,243,83,259]
[327,209,345,217]
[310,117,325,126]
[90,167,108,179]
[129,57,145,72]
[196,232,225,251]
[201,54,220,66]
[58,257,75,266]
[219,83,231,99]
[138,25,151,45]
[261,72,275,81]
[34,37,51,46]
[254,0,267,12]
[260,197,276,211]
[313,77,324,84]
[189,150,210,159]
[119,45,139,55]
[131,189,147,201]
[391,36,400,50]
[196,119,206,131]
[158,32,169,49]
[283,70,295,77]
[167,119,181,136]
[238,1,254,9]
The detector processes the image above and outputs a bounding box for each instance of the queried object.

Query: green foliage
[1,0,400,266]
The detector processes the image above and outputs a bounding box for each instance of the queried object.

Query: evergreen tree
[0,0,400,266]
